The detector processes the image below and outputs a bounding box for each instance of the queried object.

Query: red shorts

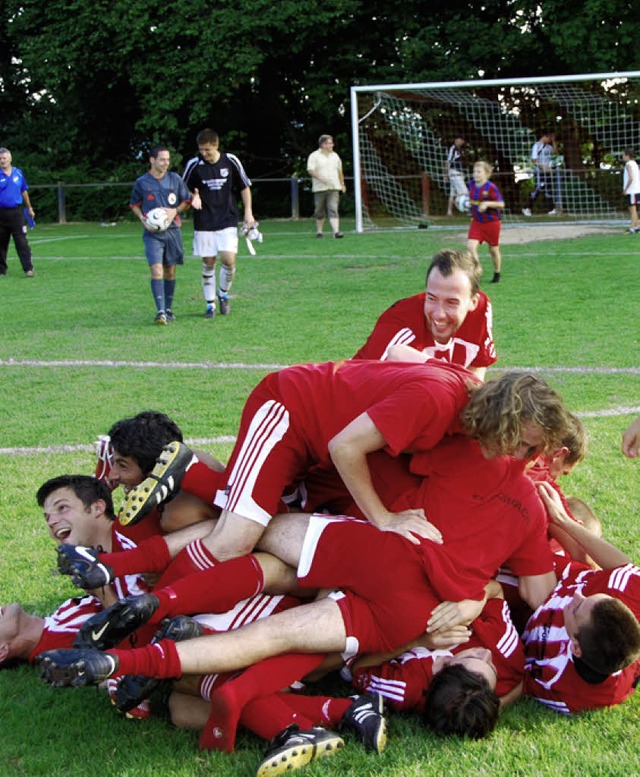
[214,379,311,526]
[468,219,501,246]
[297,516,439,656]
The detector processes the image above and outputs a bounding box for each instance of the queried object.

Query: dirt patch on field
[499,223,618,245]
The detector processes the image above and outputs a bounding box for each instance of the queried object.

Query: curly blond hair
[460,372,569,457]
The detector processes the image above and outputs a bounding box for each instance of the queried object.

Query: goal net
[350,71,640,231]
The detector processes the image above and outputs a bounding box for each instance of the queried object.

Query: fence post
[57,183,67,224]
[291,177,300,220]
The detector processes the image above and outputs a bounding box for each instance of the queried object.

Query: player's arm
[385,344,429,363]
[130,204,147,227]
[328,413,442,545]
[22,189,34,216]
[538,481,632,568]
[467,365,487,380]
[622,414,640,458]
[500,682,523,708]
[240,186,255,228]
[426,579,503,634]
[518,571,556,611]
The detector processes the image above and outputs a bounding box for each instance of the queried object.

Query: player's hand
[376,510,443,545]
[165,207,177,224]
[478,202,488,213]
[426,598,484,633]
[621,415,640,458]
[191,188,202,210]
[537,481,572,527]
[422,624,471,649]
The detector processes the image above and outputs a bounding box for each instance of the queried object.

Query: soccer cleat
[114,615,204,712]
[521,208,532,217]
[56,544,114,589]
[547,209,557,216]
[25,269,35,277]
[256,724,344,777]
[218,292,230,316]
[339,693,387,753]
[120,441,195,526]
[165,309,176,322]
[36,648,119,687]
[333,232,344,239]
[73,593,160,650]
[155,311,167,325]
[205,304,216,318]
[315,232,323,239]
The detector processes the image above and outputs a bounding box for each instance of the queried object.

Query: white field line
[3,408,640,458]
[1,358,640,374]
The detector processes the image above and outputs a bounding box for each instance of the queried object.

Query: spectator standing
[445,135,469,216]
[621,148,640,233]
[0,147,35,277]
[522,131,558,216]
[307,135,346,239]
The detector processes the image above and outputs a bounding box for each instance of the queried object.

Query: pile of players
[3,248,640,777]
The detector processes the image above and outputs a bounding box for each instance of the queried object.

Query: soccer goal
[350,71,640,231]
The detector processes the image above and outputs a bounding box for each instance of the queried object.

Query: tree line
[2,0,639,190]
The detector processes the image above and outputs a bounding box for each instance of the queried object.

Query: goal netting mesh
[351,72,640,230]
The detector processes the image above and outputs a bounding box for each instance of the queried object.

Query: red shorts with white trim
[468,219,501,246]
[297,515,439,657]
[214,379,310,526]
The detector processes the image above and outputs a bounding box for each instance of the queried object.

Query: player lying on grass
[36,428,561,701]
[521,482,640,715]
[95,409,223,535]
[352,248,497,380]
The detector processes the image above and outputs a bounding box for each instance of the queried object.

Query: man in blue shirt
[0,148,35,277]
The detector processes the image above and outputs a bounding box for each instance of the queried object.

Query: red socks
[99,534,171,578]
[198,652,326,751]
[108,638,182,679]
[155,539,218,587]
[150,553,266,624]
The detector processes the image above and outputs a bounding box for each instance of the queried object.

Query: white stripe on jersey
[381,327,416,359]
[496,601,520,658]
[224,400,290,523]
[363,674,408,705]
[608,564,640,593]
[226,153,252,188]
[43,596,100,634]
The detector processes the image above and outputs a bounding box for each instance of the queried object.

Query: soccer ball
[145,208,171,232]
[455,195,471,213]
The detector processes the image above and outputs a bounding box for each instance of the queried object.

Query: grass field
[1,217,639,776]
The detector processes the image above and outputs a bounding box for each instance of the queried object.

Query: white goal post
[350,71,640,231]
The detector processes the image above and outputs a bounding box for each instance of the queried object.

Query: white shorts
[193,226,238,257]
[448,170,468,198]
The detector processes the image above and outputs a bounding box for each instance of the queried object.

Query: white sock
[219,264,236,296]
[202,263,216,304]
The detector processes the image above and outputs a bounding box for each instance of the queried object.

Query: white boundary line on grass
[1,358,640,374]
[1,410,638,458]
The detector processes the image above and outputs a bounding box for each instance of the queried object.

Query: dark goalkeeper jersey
[182,152,251,231]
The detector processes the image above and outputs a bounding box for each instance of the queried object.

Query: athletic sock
[241,694,315,742]
[163,278,176,311]
[280,694,351,727]
[219,264,235,295]
[108,638,182,679]
[181,460,222,505]
[99,534,171,578]
[202,263,216,303]
[151,553,265,622]
[198,652,325,751]
[155,539,218,588]
[150,278,164,311]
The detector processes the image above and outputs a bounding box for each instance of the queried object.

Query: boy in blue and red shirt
[467,161,505,284]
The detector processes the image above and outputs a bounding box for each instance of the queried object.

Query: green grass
[1,219,639,776]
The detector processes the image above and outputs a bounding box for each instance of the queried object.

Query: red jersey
[273,360,475,463]
[28,595,103,662]
[523,561,640,714]
[405,436,555,602]
[353,291,497,369]
[351,598,523,711]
